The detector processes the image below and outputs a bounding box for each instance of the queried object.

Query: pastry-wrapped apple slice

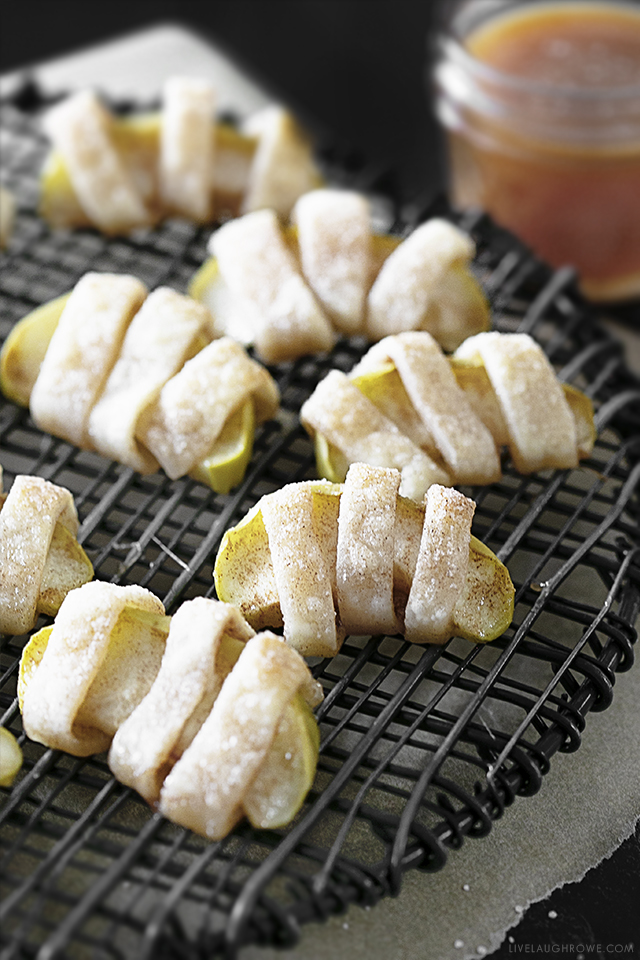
[0,285,280,495]
[42,90,151,234]
[215,466,514,654]
[209,209,335,363]
[0,475,93,635]
[159,76,216,223]
[40,112,258,229]
[109,598,255,805]
[300,369,450,502]
[29,272,148,448]
[87,287,211,472]
[307,331,596,494]
[292,189,372,335]
[365,218,480,342]
[190,210,489,358]
[20,582,169,756]
[136,336,279,480]
[159,630,321,839]
[363,333,501,485]
[454,332,580,473]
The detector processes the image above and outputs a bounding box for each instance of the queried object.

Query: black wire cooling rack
[1,92,640,960]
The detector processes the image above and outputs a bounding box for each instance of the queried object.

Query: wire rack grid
[0,94,640,959]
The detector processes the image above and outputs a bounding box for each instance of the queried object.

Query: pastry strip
[21,581,165,755]
[0,476,78,635]
[109,598,255,804]
[42,90,150,234]
[261,485,339,657]
[209,208,335,363]
[159,631,314,839]
[455,332,578,473]
[29,272,147,447]
[87,287,211,472]
[137,336,280,480]
[404,485,475,644]
[336,463,400,636]
[366,218,475,341]
[378,332,501,485]
[294,189,372,334]
[159,76,216,223]
[300,369,450,500]
[241,106,319,218]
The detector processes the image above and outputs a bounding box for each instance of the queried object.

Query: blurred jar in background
[433,0,640,303]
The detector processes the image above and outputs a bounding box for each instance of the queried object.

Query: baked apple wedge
[302,331,596,500]
[19,591,322,839]
[189,190,490,361]
[0,274,280,494]
[214,464,514,656]
[39,80,320,234]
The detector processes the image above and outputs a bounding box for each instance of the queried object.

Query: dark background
[1,0,639,954]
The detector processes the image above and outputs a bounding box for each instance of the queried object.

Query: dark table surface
[2,2,639,954]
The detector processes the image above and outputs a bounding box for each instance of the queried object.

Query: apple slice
[0,728,22,788]
[310,345,596,490]
[0,295,272,495]
[214,476,514,650]
[243,693,320,829]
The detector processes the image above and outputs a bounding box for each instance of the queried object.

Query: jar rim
[439,27,640,101]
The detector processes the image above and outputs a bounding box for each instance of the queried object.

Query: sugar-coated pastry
[214,464,515,656]
[19,593,322,840]
[303,331,596,499]
[1,274,280,494]
[159,76,216,223]
[39,80,321,234]
[210,209,335,363]
[43,90,152,234]
[109,598,255,804]
[159,630,320,839]
[20,581,168,755]
[293,189,372,335]
[0,474,93,636]
[30,272,148,448]
[190,196,490,361]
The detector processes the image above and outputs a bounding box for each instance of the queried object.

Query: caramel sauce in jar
[435,1,640,302]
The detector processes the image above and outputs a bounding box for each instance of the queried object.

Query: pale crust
[30,272,148,447]
[261,485,339,657]
[159,76,216,223]
[366,219,475,341]
[159,631,315,840]
[241,106,320,218]
[42,90,150,234]
[455,332,578,473]
[372,333,500,485]
[236,466,479,652]
[209,209,335,363]
[293,189,372,335]
[109,598,255,804]
[0,476,78,635]
[336,463,400,636]
[21,581,165,756]
[87,287,212,472]
[300,368,451,500]
[405,485,475,644]
[137,336,280,479]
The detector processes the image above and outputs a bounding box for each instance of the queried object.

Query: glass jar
[433,0,640,303]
